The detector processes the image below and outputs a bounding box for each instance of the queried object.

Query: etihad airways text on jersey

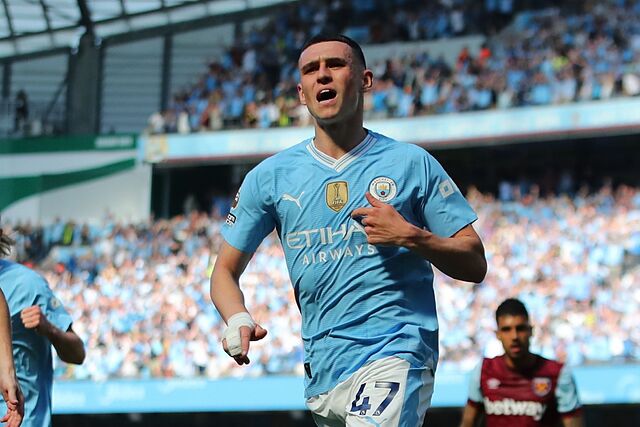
[285,223,377,265]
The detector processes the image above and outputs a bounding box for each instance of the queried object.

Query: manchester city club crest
[326,181,348,212]
[532,377,552,397]
[369,177,397,202]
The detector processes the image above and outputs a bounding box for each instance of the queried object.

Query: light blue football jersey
[0,260,72,427]
[222,130,477,398]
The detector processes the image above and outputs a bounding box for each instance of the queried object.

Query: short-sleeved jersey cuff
[443,216,478,238]
[467,398,483,408]
[560,407,583,418]
[49,315,72,334]
[221,235,258,255]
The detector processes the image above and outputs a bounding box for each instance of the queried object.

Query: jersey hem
[304,353,427,399]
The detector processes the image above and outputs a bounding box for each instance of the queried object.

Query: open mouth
[316,89,337,102]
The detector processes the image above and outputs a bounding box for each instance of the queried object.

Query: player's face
[297,41,372,124]
[496,314,532,361]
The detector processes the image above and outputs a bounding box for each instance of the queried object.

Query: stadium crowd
[147,0,640,134]
[4,182,640,381]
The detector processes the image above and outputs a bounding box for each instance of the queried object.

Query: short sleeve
[222,167,277,253]
[417,151,477,237]
[34,278,73,333]
[467,361,484,404]
[556,364,582,413]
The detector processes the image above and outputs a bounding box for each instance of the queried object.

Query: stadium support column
[1,63,9,100]
[67,32,101,135]
[160,168,171,219]
[160,34,172,113]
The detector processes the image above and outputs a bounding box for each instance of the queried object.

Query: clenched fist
[20,306,52,336]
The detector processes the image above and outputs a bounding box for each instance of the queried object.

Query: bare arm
[210,241,267,365]
[0,289,15,376]
[20,306,85,364]
[562,413,584,427]
[210,242,254,322]
[459,403,481,427]
[0,289,24,427]
[352,192,487,283]
[402,223,486,282]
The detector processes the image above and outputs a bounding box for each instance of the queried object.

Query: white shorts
[306,356,434,427]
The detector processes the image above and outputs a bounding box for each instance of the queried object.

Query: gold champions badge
[326,181,348,212]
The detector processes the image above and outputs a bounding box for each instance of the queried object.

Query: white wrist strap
[223,312,255,357]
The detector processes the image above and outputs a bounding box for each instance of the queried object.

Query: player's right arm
[213,165,274,365]
[210,241,267,365]
[20,306,85,364]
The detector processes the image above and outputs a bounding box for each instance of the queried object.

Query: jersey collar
[306,131,377,172]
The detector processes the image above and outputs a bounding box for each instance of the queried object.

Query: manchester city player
[211,34,487,426]
[0,225,85,427]
[0,230,24,427]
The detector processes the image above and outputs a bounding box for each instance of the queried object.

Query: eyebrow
[500,324,530,331]
[300,57,349,73]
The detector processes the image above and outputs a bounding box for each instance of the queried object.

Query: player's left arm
[352,192,486,283]
[0,289,24,427]
[20,305,85,364]
[556,364,584,427]
[561,414,584,427]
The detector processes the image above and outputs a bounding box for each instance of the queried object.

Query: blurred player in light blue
[211,34,487,426]
[0,225,85,427]
[0,227,23,427]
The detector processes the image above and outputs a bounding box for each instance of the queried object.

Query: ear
[297,83,307,105]
[362,69,374,92]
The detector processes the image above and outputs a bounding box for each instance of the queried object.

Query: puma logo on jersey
[282,192,304,209]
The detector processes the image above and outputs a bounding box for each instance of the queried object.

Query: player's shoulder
[369,130,419,152]
[246,139,311,177]
[0,260,48,290]
[483,355,504,365]
[265,138,311,166]
[534,354,565,376]
[480,355,502,371]
[368,130,431,166]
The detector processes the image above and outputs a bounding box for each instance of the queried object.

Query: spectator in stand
[13,90,29,135]
[149,1,640,134]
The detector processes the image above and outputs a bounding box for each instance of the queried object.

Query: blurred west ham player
[459,298,583,427]
[211,34,486,426]
[0,225,85,427]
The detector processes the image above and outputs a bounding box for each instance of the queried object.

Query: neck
[504,352,536,371]
[312,113,367,159]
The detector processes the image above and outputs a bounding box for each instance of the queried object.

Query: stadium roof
[0,0,294,59]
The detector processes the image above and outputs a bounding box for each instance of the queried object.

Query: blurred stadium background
[1,0,640,426]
